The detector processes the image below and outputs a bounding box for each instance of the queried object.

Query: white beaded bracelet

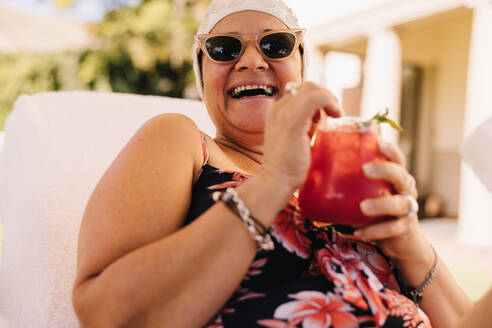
[212,188,274,252]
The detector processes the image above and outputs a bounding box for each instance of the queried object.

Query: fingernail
[362,163,376,176]
[360,201,374,214]
[354,230,363,237]
[378,140,389,155]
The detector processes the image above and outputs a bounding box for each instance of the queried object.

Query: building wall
[398,8,473,216]
[312,6,473,217]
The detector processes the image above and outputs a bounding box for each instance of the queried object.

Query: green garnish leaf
[366,108,403,132]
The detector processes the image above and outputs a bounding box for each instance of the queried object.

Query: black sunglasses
[195,29,305,63]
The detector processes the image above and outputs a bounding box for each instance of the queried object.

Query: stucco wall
[398,8,472,216]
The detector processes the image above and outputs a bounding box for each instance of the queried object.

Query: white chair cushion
[0,91,213,328]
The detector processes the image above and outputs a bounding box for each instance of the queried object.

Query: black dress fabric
[183,135,432,328]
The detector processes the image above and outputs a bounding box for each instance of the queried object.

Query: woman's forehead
[210,11,288,34]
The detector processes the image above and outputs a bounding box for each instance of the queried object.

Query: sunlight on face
[201,10,303,136]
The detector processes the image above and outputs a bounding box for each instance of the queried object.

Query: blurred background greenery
[0,0,211,130]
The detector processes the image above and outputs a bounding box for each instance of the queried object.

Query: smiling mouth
[228,85,279,99]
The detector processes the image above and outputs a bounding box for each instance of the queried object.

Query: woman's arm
[356,142,473,328]
[395,242,473,328]
[72,114,294,327]
[454,287,492,328]
[73,82,342,327]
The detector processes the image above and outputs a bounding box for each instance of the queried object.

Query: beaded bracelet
[212,188,274,252]
[401,246,438,304]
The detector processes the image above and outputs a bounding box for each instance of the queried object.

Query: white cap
[192,0,307,99]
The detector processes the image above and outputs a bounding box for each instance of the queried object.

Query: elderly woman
[72,0,472,327]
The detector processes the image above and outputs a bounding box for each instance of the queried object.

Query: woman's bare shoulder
[140,113,202,143]
[133,113,205,170]
[76,113,205,283]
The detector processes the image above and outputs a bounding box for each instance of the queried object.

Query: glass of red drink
[298,116,394,226]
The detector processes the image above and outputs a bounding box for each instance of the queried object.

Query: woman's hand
[261,82,342,191]
[356,141,473,327]
[355,141,434,273]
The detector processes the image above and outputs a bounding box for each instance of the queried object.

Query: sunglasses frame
[195,29,306,64]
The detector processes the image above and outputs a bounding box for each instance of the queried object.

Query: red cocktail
[298,116,394,226]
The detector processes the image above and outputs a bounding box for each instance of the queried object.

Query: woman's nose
[234,42,269,72]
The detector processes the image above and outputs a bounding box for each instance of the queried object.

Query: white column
[324,51,362,108]
[360,29,402,143]
[458,0,492,246]
[305,45,326,85]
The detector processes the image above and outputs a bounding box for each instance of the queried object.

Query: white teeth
[231,85,274,97]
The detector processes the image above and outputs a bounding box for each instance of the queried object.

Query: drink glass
[298,116,394,226]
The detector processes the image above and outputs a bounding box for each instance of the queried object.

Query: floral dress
[183,134,432,328]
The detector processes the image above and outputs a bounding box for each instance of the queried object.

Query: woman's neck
[214,135,264,173]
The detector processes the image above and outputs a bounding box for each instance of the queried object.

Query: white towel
[462,117,492,192]
[0,91,213,327]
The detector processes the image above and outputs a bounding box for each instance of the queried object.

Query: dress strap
[200,132,210,166]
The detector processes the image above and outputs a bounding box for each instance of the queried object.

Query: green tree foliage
[0,0,211,130]
[0,52,88,130]
[80,0,210,98]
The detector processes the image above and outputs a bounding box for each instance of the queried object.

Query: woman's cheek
[270,60,302,84]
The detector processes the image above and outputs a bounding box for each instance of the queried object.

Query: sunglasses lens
[205,36,242,62]
[260,32,296,59]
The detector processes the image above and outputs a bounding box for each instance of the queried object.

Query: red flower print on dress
[270,197,311,259]
[244,258,268,280]
[314,248,368,310]
[334,235,387,325]
[234,287,266,302]
[355,242,400,291]
[355,265,388,326]
[379,288,432,328]
[257,319,299,328]
[236,291,267,302]
[314,232,389,326]
[211,286,266,326]
[260,291,359,328]
[208,171,250,190]
[206,312,227,328]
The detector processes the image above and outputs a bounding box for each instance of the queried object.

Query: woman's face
[201,11,303,137]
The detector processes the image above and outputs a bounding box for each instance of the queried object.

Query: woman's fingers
[301,85,342,119]
[308,111,321,139]
[363,161,417,198]
[354,214,418,241]
[378,140,405,167]
[357,141,423,249]
[360,194,418,218]
[364,141,417,197]
[263,82,342,190]
[270,82,341,137]
[282,82,342,120]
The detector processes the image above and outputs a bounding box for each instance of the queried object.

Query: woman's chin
[228,114,266,135]
[226,96,276,116]
[228,95,277,105]
[231,119,266,135]
[224,97,271,134]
